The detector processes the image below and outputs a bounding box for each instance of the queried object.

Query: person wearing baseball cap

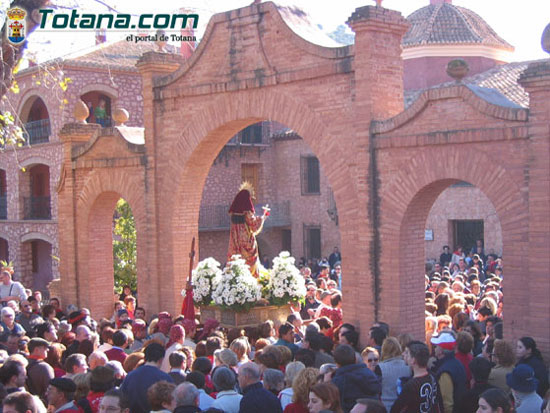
[506,364,543,412]
[46,378,80,412]
[430,331,467,413]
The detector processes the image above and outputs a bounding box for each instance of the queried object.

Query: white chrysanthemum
[211,255,262,309]
[267,251,307,304]
[191,257,222,305]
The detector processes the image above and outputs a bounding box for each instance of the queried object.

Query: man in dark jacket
[173,382,202,413]
[456,357,494,413]
[26,337,54,401]
[120,342,174,413]
[238,362,282,413]
[332,344,381,413]
[431,331,467,413]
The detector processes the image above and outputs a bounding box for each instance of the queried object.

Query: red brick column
[519,62,550,359]
[347,5,409,342]
[57,123,101,309]
[136,52,182,315]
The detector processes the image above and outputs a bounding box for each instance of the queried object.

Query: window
[240,124,263,144]
[303,225,321,260]
[241,164,260,201]
[301,156,320,195]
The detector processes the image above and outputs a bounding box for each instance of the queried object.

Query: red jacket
[104,347,127,364]
[283,401,308,413]
[455,351,473,388]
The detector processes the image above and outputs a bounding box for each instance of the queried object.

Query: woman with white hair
[0,306,25,341]
[278,361,305,410]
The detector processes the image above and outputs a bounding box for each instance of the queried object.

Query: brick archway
[377,148,528,340]
[156,89,367,321]
[70,169,146,318]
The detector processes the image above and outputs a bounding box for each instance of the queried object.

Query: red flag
[181,237,196,320]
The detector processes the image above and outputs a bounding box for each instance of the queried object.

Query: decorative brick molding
[372,84,529,135]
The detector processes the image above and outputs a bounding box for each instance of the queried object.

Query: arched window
[21,97,51,145]
[81,92,112,127]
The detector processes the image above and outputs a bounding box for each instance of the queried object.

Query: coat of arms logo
[7,7,27,45]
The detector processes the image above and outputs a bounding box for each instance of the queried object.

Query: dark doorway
[452,220,483,253]
[304,225,321,260]
[282,229,292,253]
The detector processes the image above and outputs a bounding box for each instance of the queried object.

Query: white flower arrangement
[212,255,262,311]
[188,257,222,307]
[266,251,307,306]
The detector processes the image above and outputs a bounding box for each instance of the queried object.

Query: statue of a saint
[227,182,270,277]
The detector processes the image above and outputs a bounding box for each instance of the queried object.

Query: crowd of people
[0,241,547,413]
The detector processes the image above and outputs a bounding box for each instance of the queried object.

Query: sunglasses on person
[367,358,379,362]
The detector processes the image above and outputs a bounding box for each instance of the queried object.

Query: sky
[7,0,550,63]
[112,0,550,62]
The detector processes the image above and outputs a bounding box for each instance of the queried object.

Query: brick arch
[20,156,52,168]
[21,232,54,244]
[373,84,528,135]
[71,169,146,318]
[378,148,528,340]
[160,89,364,317]
[80,84,119,99]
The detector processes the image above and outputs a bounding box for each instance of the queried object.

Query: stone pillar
[57,122,100,309]
[136,53,182,315]
[518,61,550,359]
[345,7,409,342]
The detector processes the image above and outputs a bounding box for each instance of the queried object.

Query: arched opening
[20,97,51,145]
[20,238,53,296]
[194,119,341,309]
[83,192,140,318]
[392,179,504,340]
[0,238,8,262]
[112,198,137,301]
[162,90,363,322]
[0,169,6,220]
[81,91,112,127]
[21,164,51,220]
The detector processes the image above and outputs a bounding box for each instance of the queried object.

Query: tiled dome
[403,3,513,50]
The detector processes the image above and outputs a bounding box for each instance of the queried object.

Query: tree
[113,198,137,293]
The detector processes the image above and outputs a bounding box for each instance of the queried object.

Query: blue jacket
[120,364,174,413]
[274,338,299,357]
[517,355,549,398]
[239,381,282,413]
[433,352,467,413]
[332,363,381,413]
